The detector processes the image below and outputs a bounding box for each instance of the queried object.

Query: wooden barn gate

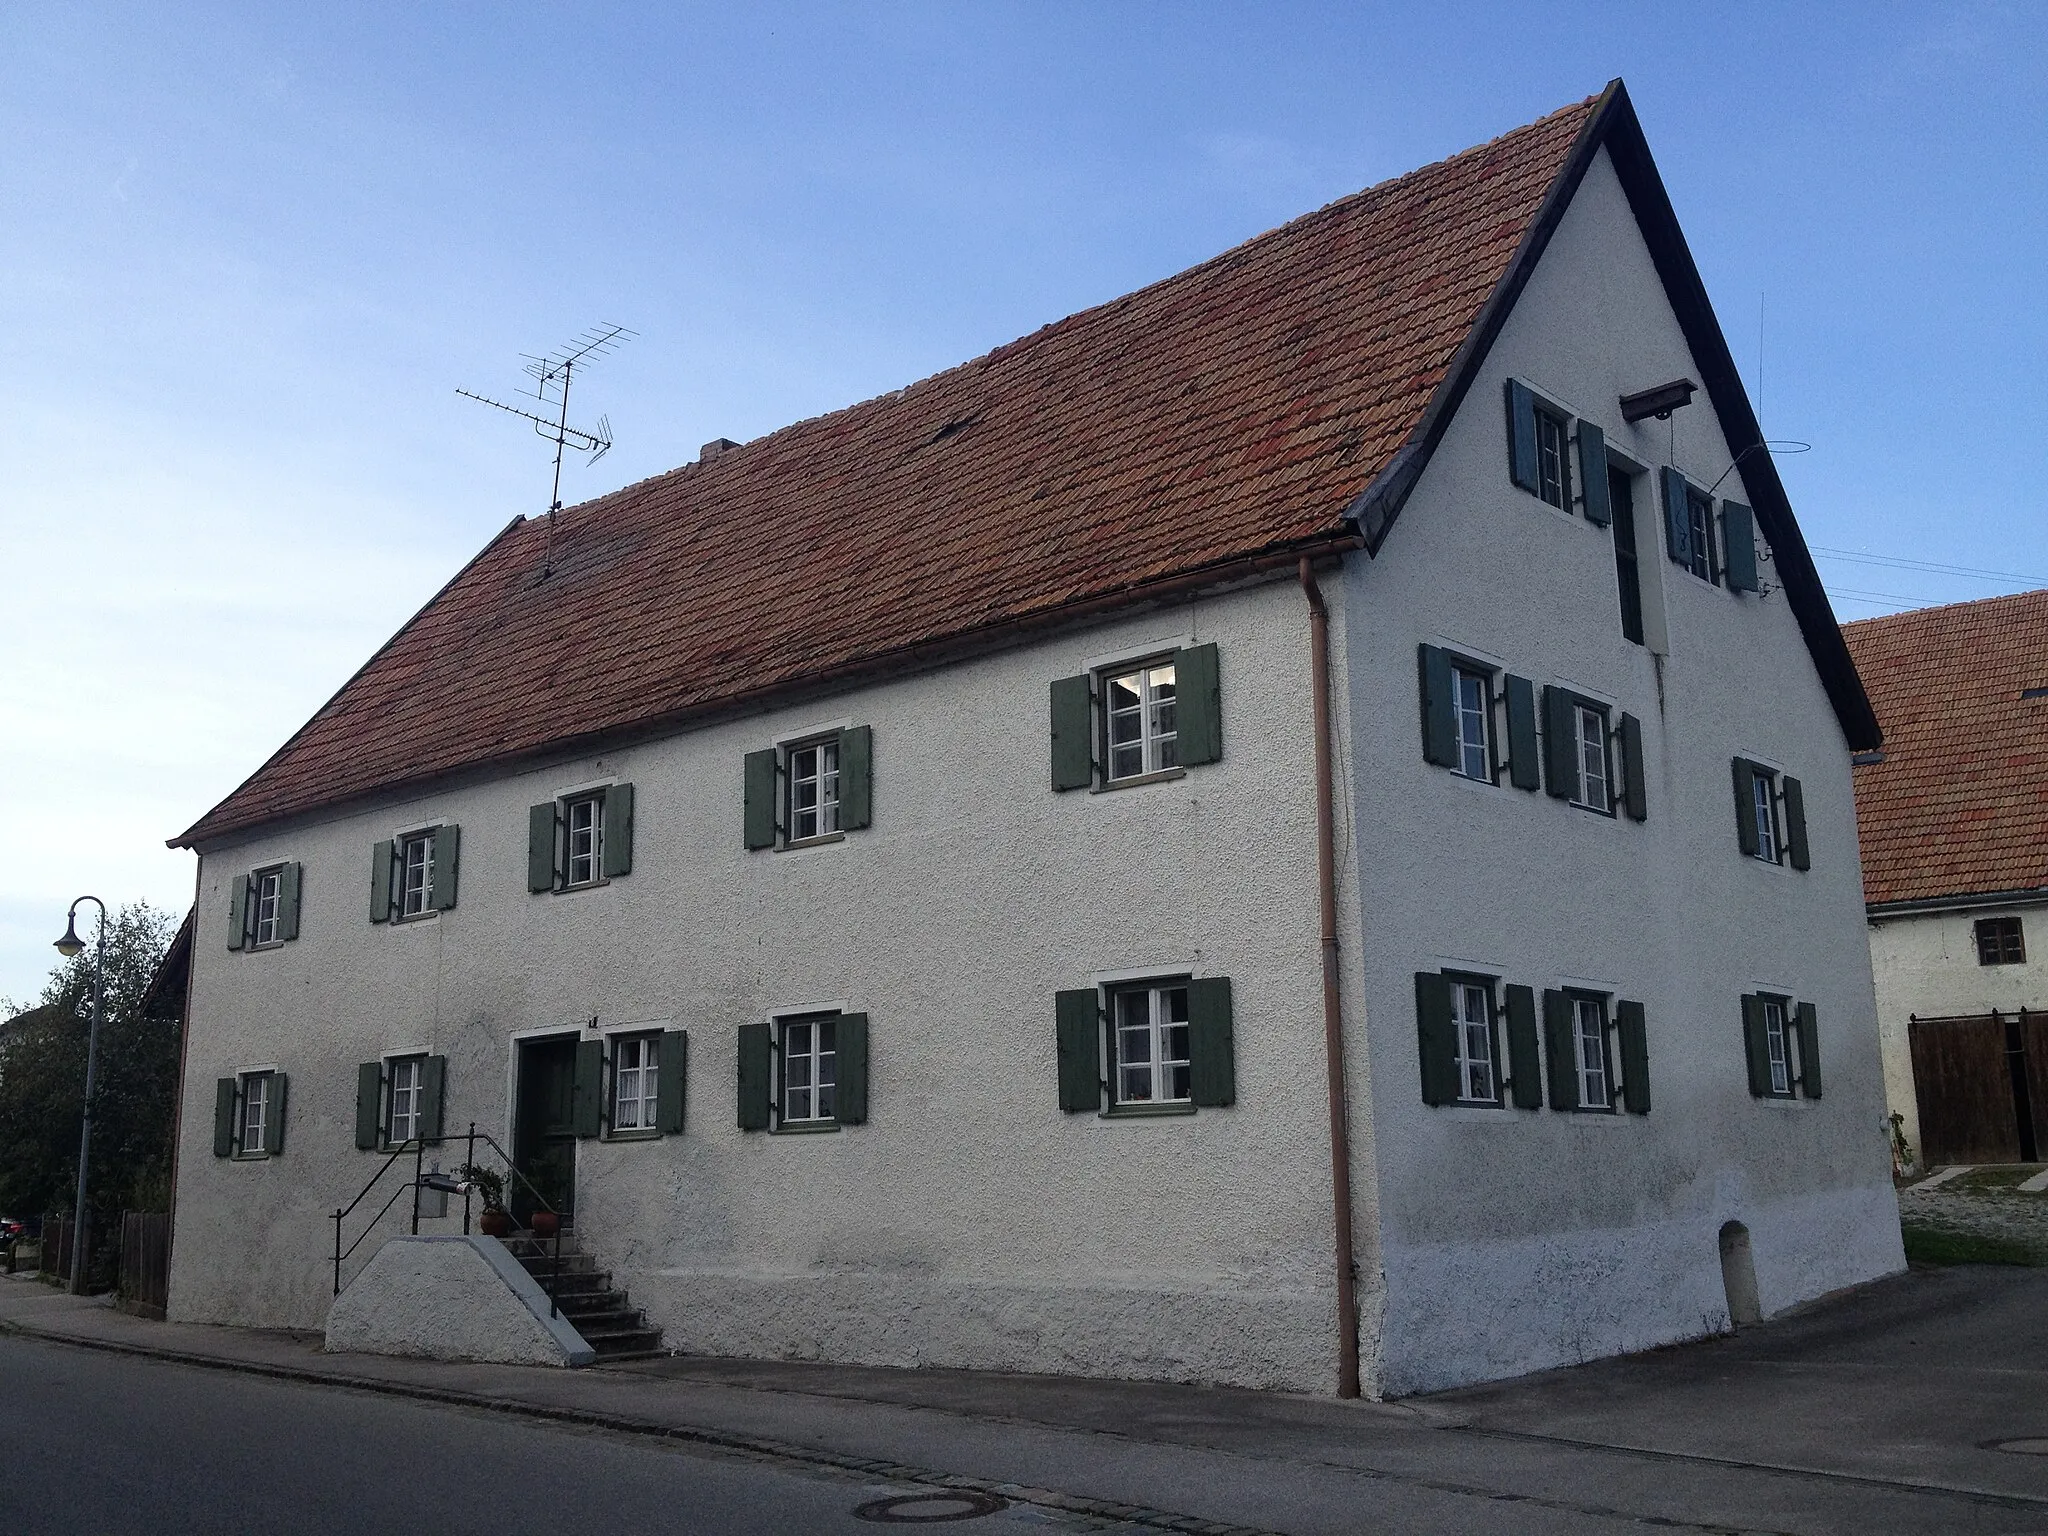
[1909,1009,2048,1165]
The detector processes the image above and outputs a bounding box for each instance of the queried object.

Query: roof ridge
[1840,584,2048,631]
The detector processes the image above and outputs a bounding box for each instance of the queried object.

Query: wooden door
[1910,1015,2022,1165]
[513,1036,579,1223]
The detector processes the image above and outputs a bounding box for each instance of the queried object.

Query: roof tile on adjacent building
[177,96,1603,846]
[1844,589,2048,907]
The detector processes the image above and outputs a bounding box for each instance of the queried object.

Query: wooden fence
[37,1214,74,1285]
[117,1211,171,1319]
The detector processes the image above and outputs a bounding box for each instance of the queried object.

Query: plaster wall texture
[1867,904,2048,1157]
[1339,148,1903,1398]
[168,582,1359,1391]
[323,1235,594,1365]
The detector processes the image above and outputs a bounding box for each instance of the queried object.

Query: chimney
[700,437,740,463]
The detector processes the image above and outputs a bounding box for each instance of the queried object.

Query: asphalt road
[0,1334,1057,1536]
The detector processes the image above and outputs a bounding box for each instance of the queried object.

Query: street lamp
[53,897,106,1297]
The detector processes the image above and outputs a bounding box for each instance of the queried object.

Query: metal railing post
[551,1224,561,1319]
[463,1123,475,1236]
[411,1139,424,1235]
[333,1210,343,1295]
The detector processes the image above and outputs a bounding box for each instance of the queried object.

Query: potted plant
[530,1210,560,1239]
[458,1164,511,1237]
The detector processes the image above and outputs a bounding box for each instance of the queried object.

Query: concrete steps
[501,1228,666,1361]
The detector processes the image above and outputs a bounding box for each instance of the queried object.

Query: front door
[513,1036,579,1223]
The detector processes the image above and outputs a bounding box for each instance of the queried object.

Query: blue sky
[3,2,2043,1003]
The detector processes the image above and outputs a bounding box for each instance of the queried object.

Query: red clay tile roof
[1844,590,2048,907]
[177,94,1606,847]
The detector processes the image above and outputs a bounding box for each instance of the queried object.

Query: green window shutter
[277,862,302,941]
[834,1012,870,1125]
[370,840,395,923]
[838,726,873,830]
[431,824,460,911]
[1795,1002,1822,1098]
[1504,984,1542,1109]
[1543,989,1579,1111]
[1055,989,1103,1112]
[228,874,250,950]
[1187,976,1236,1107]
[1577,421,1611,525]
[572,1039,604,1138]
[1049,675,1095,791]
[1661,468,1693,566]
[1619,712,1647,822]
[1418,645,1457,767]
[743,749,779,848]
[355,1062,383,1150]
[213,1078,238,1157]
[1740,995,1772,1097]
[601,783,635,878]
[736,1021,772,1130]
[418,1055,447,1142]
[1414,971,1458,1107]
[1542,686,1577,799]
[1504,674,1540,790]
[657,1031,687,1135]
[1505,379,1539,493]
[1782,776,1811,871]
[1175,643,1223,767]
[265,1073,289,1154]
[1616,1001,1650,1114]
[1722,502,1759,591]
[1731,759,1760,856]
[528,803,560,892]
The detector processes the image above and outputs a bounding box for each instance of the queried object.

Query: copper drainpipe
[1299,555,1360,1398]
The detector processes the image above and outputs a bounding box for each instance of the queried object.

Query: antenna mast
[458,323,636,573]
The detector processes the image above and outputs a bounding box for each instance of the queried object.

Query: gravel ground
[1898,1164,2048,1262]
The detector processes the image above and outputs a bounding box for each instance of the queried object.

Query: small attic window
[2022,686,2048,701]
[1850,750,1885,766]
[931,413,981,444]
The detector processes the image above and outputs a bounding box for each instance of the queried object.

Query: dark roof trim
[177,529,1364,854]
[171,516,529,849]
[1867,886,2048,919]
[139,907,195,1019]
[1347,79,1881,752]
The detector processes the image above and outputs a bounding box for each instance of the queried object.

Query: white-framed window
[1761,997,1792,1096]
[238,1071,272,1157]
[1452,666,1492,783]
[1534,404,1571,510]
[1448,976,1498,1103]
[564,794,605,887]
[1571,703,1612,814]
[1749,768,1779,864]
[1111,980,1192,1105]
[1105,659,1179,782]
[387,1055,426,1146]
[780,1015,837,1123]
[611,1034,660,1132]
[400,830,435,917]
[1683,486,1719,584]
[787,737,841,842]
[1572,994,1612,1109]
[251,867,284,947]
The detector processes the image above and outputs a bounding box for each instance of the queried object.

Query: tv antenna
[458,323,636,571]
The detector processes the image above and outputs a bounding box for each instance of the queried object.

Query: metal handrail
[458,1124,563,1317]
[332,1137,431,1295]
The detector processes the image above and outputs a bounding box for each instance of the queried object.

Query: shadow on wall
[1719,1220,1761,1326]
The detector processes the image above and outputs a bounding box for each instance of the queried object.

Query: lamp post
[54,897,107,1296]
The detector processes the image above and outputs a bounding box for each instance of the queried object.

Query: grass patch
[1901,1224,2048,1267]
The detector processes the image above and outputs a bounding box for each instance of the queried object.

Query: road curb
[0,1315,1285,1536]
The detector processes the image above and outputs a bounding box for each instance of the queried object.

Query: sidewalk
[5,1265,2048,1535]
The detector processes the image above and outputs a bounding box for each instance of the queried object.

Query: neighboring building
[165,80,1902,1398]
[1844,591,2048,1167]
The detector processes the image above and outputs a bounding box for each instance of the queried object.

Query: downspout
[1299,556,1360,1398]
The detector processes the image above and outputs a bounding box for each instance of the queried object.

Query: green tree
[0,902,182,1283]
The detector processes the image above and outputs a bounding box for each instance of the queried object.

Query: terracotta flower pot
[530,1212,560,1239]
[478,1209,511,1238]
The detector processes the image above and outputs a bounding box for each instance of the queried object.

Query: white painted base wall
[324,1235,595,1366]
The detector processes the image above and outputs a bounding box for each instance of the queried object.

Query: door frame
[507,1025,587,1220]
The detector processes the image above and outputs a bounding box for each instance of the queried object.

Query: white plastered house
[165,81,1902,1398]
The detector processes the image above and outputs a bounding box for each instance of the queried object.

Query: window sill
[604,1128,662,1143]
[1099,1102,1196,1119]
[231,1152,271,1161]
[393,911,442,925]
[1092,768,1187,794]
[771,1119,841,1135]
[780,832,846,852]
